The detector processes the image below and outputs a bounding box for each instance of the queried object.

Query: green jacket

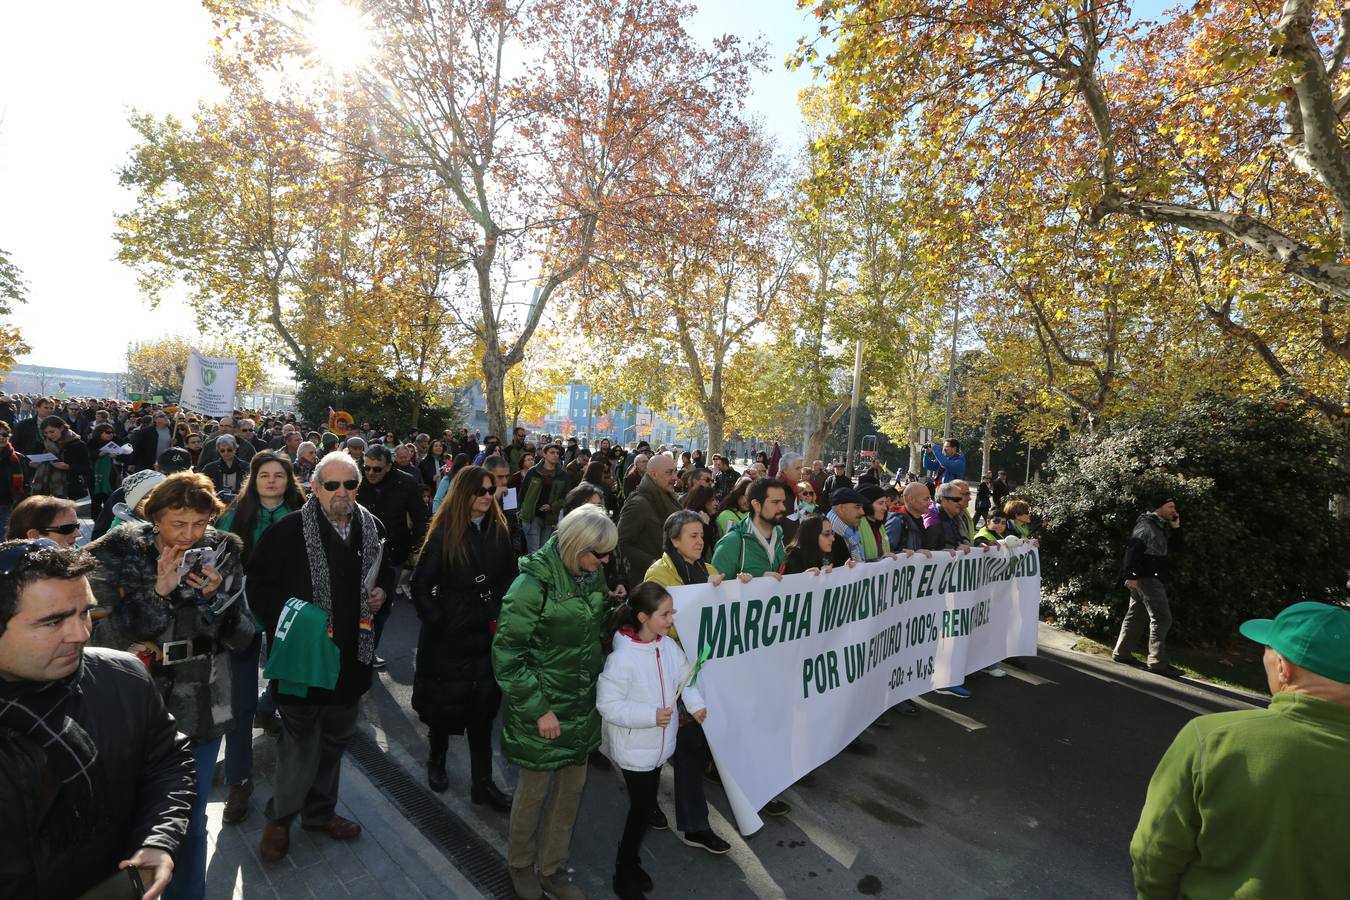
[1131,692,1350,899]
[519,462,569,527]
[617,476,683,581]
[710,514,785,577]
[716,508,747,537]
[973,526,1004,546]
[491,537,610,770]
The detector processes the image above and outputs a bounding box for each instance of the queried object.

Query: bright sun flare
[306,1,373,73]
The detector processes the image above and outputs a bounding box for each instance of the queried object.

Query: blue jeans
[224,636,262,786]
[164,736,221,900]
[523,518,553,552]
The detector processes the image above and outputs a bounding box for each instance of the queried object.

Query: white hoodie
[598,629,707,772]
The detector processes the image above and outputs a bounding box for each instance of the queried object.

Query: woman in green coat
[492,504,617,900]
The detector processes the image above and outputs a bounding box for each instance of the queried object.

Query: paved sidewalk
[203,729,483,900]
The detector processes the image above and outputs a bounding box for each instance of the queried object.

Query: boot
[509,865,543,900]
[611,864,646,900]
[471,776,513,812]
[427,751,449,793]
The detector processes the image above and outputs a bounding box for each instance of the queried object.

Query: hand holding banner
[667,543,1041,835]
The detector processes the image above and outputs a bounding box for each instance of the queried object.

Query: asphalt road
[356,601,1263,900]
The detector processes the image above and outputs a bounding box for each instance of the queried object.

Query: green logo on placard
[201,367,217,387]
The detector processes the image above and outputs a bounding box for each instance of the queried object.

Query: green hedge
[1021,394,1350,645]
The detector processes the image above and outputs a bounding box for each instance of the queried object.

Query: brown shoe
[223,780,252,824]
[259,824,290,862]
[301,814,362,840]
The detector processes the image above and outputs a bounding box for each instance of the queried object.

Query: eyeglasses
[39,523,81,536]
[321,479,360,492]
[363,465,385,474]
[586,548,613,561]
[801,492,815,499]
[0,538,61,575]
[940,496,961,503]
[240,428,254,433]
[472,485,494,497]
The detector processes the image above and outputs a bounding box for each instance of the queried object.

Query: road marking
[657,768,787,900]
[912,697,987,731]
[779,788,859,869]
[1001,666,1056,686]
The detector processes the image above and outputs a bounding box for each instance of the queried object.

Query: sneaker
[895,699,921,718]
[372,656,386,670]
[680,829,732,855]
[1147,664,1184,678]
[649,806,669,830]
[538,868,585,900]
[761,798,791,817]
[222,780,252,824]
[1112,655,1143,668]
[934,685,973,698]
[983,665,1007,677]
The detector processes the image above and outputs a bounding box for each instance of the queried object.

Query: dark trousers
[265,701,360,827]
[223,634,262,786]
[672,720,711,833]
[429,719,493,782]
[616,767,662,872]
[373,594,393,649]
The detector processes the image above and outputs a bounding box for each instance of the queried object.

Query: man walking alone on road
[1113,495,1183,676]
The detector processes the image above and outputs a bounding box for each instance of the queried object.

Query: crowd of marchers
[0,392,1347,900]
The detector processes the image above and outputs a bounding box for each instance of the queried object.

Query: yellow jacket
[642,553,720,646]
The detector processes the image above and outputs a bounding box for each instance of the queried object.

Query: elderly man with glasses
[923,481,980,698]
[246,453,397,863]
[198,417,256,470]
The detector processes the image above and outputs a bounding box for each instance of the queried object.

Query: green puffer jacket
[491,537,610,770]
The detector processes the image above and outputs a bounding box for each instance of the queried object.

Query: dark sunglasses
[0,538,61,575]
[39,523,81,536]
[321,479,360,491]
[586,548,613,560]
[362,465,386,474]
[471,485,495,497]
[801,491,816,498]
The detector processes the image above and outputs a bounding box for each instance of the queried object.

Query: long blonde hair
[422,465,508,564]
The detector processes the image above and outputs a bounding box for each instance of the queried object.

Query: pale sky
[0,1,816,374]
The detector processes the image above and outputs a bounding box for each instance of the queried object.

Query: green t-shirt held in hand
[264,598,340,698]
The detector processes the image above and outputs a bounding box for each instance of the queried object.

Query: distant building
[453,379,682,447]
[0,364,126,398]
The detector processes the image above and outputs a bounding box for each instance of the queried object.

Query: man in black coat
[0,541,194,899]
[247,454,396,862]
[12,396,54,456]
[356,445,428,655]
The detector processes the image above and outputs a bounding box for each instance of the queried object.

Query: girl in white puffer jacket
[598,581,707,900]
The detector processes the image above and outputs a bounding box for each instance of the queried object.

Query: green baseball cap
[1239,602,1350,684]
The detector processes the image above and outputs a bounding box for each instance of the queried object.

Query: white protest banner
[179,349,239,417]
[668,541,1040,835]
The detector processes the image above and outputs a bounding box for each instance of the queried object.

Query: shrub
[1021,394,1350,645]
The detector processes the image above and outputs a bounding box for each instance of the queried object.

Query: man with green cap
[1130,601,1350,898]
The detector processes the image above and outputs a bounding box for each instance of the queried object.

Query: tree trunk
[980,407,994,479]
[482,351,508,440]
[703,401,727,461]
[410,393,423,432]
[907,376,923,475]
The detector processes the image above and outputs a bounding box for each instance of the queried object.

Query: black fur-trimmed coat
[85,523,253,743]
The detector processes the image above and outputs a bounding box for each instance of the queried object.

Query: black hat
[832,460,846,469]
[857,484,886,505]
[830,487,868,508]
[157,447,191,474]
[1146,494,1175,512]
